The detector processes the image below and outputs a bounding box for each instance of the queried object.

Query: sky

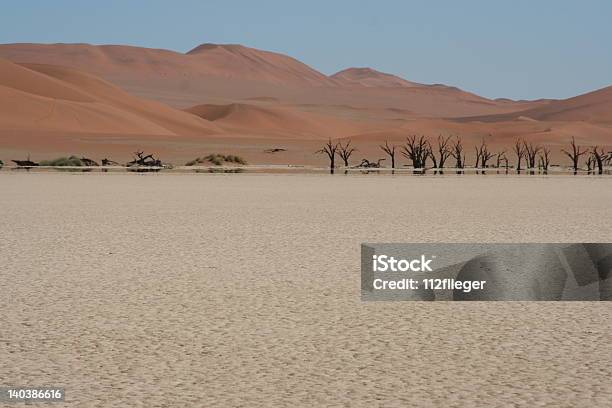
[2,0,611,100]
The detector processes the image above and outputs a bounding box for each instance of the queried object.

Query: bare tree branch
[496,150,507,168]
[436,135,453,169]
[524,141,541,170]
[401,135,429,169]
[538,146,551,173]
[336,140,357,167]
[316,139,339,171]
[591,146,607,175]
[474,136,494,169]
[379,140,397,169]
[513,138,526,171]
[561,136,587,174]
[450,137,465,169]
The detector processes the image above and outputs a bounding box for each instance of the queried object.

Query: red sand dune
[0,42,610,165]
[458,86,612,125]
[0,43,549,117]
[0,43,336,86]
[0,57,220,136]
[186,43,337,86]
[503,86,612,124]
[185,103,375,139]
[331,67,421,88]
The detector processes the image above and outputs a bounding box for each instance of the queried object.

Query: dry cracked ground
[1,172,611,407]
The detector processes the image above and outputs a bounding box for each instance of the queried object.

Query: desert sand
[0,43,549,117]
[1,43,611,167]
[1,43,612,167]
[1,172,611,407]
[331,67,422,88]
[0,58,220,137]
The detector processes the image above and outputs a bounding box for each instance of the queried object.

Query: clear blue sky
[3,0,611,100]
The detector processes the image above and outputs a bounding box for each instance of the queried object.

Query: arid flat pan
[1,173,611,407]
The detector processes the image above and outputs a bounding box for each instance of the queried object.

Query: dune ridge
[331,67,421,88]
[0,42,549,117]
[0,58,220,136]
[185,103,374,139]
[0,43,336,87]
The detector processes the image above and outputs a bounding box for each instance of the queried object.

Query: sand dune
[0,43,547,117]
[0,43,610,163]
[186,43,337,86]
[331,67,421,88]
[511,85,612,124]
[0,43,336,87]
[186,103,374,139]
[459,86,612,124]
[0,57,94,102]
[0,58,220,137]
[0,43,200,79]
[243,96,281,103]
[23,63,221,136]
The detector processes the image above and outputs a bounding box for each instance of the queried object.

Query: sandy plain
[1,172,611,407]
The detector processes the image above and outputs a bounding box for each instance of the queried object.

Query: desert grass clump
[185,158,201,166]
[185,154,247,166]
[224,155,247,165]
[206,154,225,165]
[40,156,84,167]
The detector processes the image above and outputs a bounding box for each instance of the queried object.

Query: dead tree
[12,153,39,168]
[474,145,482,169]
[561,137,587,174]
[12,159,39,167]
[336,140,357,167]
[358,158,386,168]
[495,150,507,168]
[434,135,452,169]
[80,157,99,166]
[101,158,120,166]
[523,141,541,171]
[127,151,163,168]
[474,137,494,170]
[450,137,465,169]
[538,147,551,173]
[379,141,397,169]
[426,140,437,168]
[401,135,429,169]
[591,146,607,175]
[586,155,594,173]
[316,139,339,173]
[101,158,120,172]
[513,138,526,172]
[481,146,494,169]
